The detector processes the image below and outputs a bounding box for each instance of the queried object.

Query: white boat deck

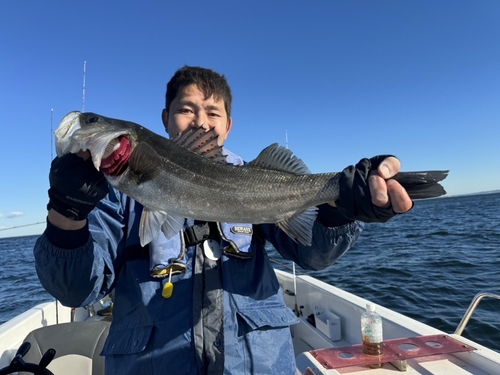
[275,270,500,375]
[0,270,498,374]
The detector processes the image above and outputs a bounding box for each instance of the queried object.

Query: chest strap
[184,222,221,247]
[123,222,221,263]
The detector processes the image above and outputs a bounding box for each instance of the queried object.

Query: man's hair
[165,66,232,117]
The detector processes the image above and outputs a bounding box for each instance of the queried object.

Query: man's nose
[192,114,209,130]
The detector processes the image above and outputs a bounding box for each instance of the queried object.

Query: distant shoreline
[444,189,500,198]
[1,190,498,240]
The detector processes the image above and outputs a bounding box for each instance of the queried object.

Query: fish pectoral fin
[139,208,185,247]
[248,143,311,175]
[277,207,318,247]
[160,214,185,240]
[139,209,170,246]
[128,142,163,184]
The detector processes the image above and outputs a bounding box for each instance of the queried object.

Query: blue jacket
[34,186,362,375]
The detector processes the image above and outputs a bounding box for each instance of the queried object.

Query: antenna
[82,61,87,112]
[50,108,54,160]
[285,128,299,315]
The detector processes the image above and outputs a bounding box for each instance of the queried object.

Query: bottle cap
[366,303,376,312]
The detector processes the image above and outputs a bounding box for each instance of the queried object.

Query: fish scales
[123,133,338,224]
[122,124,342,223]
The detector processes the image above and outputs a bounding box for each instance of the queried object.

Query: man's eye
[208,112,220,117]
[179,108,192,114]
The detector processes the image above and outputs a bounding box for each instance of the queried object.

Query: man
[34,66,412,374]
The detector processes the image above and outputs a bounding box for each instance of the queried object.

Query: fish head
[55,111,138,177]
[54,111,83,156]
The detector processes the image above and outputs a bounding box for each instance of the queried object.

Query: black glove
[47,153,109,220]
[335,155,397,223]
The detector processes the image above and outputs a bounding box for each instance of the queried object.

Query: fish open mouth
[100,136,132,176]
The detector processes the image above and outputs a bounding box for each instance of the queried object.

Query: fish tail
[392,171,449,199]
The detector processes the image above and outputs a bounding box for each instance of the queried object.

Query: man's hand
[330,155,413,223]
[367,156,413,213]
[47,152,108,224]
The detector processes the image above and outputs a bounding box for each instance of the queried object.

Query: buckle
[183,222,220,247]
[223,245,253,260]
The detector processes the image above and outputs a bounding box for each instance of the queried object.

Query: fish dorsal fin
[160,213,185,240]
[128,142,163,184]
[171,127,227,163]
[248,143,311,175]
[277,207,318,246]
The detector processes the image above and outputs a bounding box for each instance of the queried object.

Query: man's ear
[225,117,233,140]
[161,108,169,133]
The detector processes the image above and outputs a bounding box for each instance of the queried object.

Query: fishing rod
[0,222,45,232]
[5,62,88,234]
[0,107,56,235]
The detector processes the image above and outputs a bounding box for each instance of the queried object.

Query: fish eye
[88,116,98,123]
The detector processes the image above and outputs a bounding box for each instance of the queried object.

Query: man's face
[162,84,232,145]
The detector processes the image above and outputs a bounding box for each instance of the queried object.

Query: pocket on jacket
[101,324,153,355]
[236,306,299,336]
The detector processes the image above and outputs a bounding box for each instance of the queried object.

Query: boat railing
[454,292,500,336]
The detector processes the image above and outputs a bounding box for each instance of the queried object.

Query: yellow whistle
[162,282,173,298]
[162,269,174,299]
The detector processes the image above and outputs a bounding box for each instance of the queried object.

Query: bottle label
[361,315,383,343]
[362,324,383,343]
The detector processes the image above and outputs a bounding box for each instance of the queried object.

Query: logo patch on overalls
[230,226,253,235]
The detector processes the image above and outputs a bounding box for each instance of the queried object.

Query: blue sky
[1,1,499,238]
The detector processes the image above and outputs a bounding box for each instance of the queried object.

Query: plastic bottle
[361,303,383,368]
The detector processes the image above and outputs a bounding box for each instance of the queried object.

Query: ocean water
[269,192,500,352]
[1,193,499,352]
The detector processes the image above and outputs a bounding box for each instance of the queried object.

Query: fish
[55,111,449,247]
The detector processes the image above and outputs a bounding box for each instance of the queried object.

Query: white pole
[82,61,87,112]
[50,108,54,160]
